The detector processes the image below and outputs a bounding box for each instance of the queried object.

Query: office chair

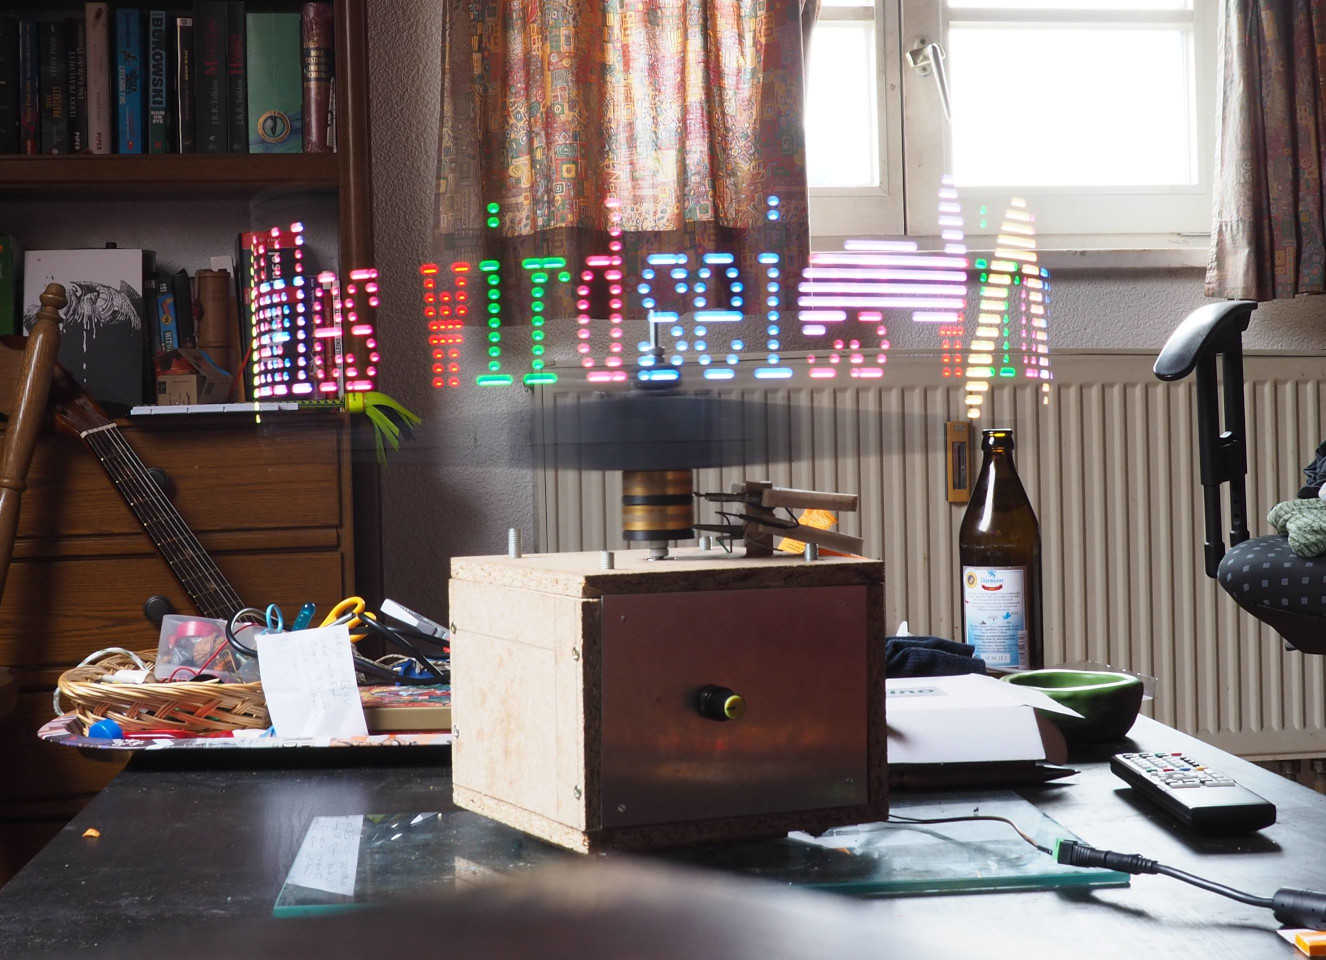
[1155,300,1326,655]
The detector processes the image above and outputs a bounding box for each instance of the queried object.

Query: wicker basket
[56,648,268,736]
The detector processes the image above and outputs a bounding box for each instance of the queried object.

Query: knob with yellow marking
[698,685,745,722]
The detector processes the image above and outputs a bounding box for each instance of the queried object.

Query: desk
[0,717,1322,958]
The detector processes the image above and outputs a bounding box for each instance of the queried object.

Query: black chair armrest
[1154,300,1256,381]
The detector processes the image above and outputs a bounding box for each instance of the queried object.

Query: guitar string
[82,428,230,617]
[88,428,237,618]
[85,429,239,618]
[97,426,244,616]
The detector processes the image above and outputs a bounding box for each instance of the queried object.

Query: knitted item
[885,636,987,678]
[1267,498,1326,558]
[1300,440,1326,498]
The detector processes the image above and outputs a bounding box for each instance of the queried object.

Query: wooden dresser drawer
[11,414,345,544]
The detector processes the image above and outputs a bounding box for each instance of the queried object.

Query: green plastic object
[1005,669,1144,743]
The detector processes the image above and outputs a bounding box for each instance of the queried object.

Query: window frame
[806,0,1217,246]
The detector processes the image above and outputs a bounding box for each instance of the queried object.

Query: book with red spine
[300,2,331,152]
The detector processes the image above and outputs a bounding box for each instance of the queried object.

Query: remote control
[1110,751,1276,834]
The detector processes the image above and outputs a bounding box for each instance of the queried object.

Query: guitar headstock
[49,365,112,438]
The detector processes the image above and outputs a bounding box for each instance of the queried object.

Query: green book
[0,235,19,336]
[245,11,300,153]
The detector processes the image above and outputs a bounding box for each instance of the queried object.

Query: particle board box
[449,547,887,853]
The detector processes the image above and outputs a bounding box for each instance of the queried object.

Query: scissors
[264,603,285,633]
[321,596,376,642]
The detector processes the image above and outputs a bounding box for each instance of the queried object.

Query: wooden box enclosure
[450,547,887,853]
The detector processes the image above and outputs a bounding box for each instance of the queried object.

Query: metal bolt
[699,535,712,551]
[804,542,819,562]
[600,550,615,570]
[571,647,580,661]
[573,786,582,800]
[508,528,522,558]
[616,803,627,814]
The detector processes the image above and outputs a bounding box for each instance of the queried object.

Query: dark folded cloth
[1300,440,1326,498]
[885,635,987,678]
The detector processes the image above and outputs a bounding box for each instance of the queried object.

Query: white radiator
[533,352,1326,758]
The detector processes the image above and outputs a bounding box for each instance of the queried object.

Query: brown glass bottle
[959,428,1043,670]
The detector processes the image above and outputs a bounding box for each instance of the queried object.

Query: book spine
[39,22,68,154]
[192,1,227,153]
[147,10,168,152]
[153,273,178,352]
[172,268,195,346]
[17,21,37,154]
[0,19,18,154]
[115,9,143,154]
[226,2,245,153]
[245,12,300,153]
[300,2,331,153]
[0,236,16,336]
[66,19,86,153]
[174,17,193,152]
[85,2,111,155]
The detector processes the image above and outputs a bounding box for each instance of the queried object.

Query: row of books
[0,2,333,157]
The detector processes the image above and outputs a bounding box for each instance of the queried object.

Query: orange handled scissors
[321,596,376,642]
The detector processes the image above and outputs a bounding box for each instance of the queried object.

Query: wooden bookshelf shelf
[0,153,340,194]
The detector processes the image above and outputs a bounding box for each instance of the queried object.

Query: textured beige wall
[364,0,1326,616]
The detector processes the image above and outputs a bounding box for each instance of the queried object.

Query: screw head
[616,803,627,813]
[571,647,580,661]
[573,786,582,799]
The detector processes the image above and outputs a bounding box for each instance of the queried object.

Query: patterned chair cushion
[1218,535,1326,618]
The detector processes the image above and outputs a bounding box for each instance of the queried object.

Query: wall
[365,0,1326,618]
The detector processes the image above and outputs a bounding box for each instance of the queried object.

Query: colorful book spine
[174,16,193,152]
[0,18,17,155]
[17,21,37,155]
[39,21,67,154]
[226,2,246,153]
[66,18,86,153]
[85,3,111,155]
[153,272,179,352]
[301,2,332,153]
[245,12,300,154]
[193,1,227,153]
[115,8,143,154]
[147,10,169,152]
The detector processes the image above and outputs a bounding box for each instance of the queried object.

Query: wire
[886,813,1052,855]
[1154,864,1273,908]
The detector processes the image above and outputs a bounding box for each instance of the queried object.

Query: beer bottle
[959,427,1043,670]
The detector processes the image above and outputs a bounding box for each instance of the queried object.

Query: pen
[291,602,316,630]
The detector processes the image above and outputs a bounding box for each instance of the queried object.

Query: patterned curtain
[435,0,810,279]
[1207,0,1326,300]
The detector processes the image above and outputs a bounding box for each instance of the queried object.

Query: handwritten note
[257,625,368,739]
[285,814,364,897]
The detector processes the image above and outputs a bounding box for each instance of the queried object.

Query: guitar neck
[78,422,245,621]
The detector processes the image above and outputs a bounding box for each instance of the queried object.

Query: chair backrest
[1153,300,1257,577]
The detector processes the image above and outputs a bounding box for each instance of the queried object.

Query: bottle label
[961,565,1029,669]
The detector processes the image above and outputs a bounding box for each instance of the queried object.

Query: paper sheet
[257,625,368,738]
[285,815,364,897]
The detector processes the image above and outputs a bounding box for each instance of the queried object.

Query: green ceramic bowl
[1004,669,1144,743]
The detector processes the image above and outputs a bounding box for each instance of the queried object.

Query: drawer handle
[697,685,745,722]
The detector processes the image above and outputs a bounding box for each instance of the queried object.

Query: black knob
[143,595,176,627]
[697,685,745,722]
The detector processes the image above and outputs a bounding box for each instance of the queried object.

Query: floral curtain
[1207,0,1326,300]
[435,0,811,279]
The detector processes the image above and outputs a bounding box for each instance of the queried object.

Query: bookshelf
[0,0,379,885]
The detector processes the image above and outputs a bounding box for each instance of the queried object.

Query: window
[805,0,1216,244]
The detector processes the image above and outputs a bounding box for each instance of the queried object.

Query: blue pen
[291,602,316,630]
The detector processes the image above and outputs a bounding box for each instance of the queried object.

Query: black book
[192,1,227,152]
[38,21,67,154]
[65,18,86,153]
[17,20,36,154]
[225,2,245,153]
[147,10,169,152]
[0,18,18,154]
[172,267,194,345]
[174,16,193,152]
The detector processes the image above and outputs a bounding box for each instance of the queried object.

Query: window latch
[906,39,952,121]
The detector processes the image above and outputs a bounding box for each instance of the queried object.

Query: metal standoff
[600,550,615,570]
[508,527,522,558]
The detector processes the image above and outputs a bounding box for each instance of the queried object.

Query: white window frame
[806,0,906,242]
[807,0,1217,247]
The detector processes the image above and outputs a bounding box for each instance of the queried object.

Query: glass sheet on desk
[663,791,1131,896]
[273,792,1127,916]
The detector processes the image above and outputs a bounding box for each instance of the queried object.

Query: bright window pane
[949,26,1194,186]
[950,0,1189,9]
[805,22,879,188]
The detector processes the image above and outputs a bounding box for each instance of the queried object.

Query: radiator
[533,352,1326,759]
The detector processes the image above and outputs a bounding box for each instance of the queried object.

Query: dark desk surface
[1,716,1322,958]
